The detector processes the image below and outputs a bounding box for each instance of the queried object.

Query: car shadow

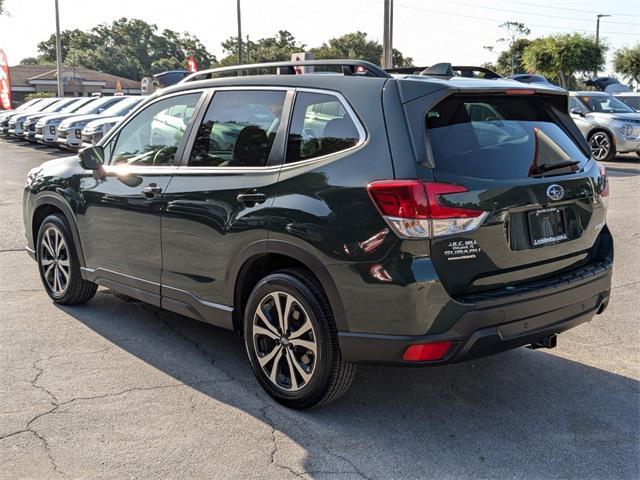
[56,289,639,479]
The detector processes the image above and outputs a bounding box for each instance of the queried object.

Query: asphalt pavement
[1,138,639,479]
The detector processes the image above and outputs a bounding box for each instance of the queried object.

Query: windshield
[41,99,74,113]
[74,97,117,115]
[100,97,143,117]
[579,95,635,114]
[427,94,589,179]
[66,98,95,113]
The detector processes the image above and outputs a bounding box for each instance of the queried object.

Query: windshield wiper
[531,160,580,176]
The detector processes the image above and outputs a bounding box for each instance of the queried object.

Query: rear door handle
[237,192,267,205]
[142,184,163,199]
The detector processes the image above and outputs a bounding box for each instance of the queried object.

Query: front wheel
[243,269,356,409]
[36,214,97,305]
[589,131,616,162]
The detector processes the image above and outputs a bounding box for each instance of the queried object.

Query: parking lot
[0,138,638,479]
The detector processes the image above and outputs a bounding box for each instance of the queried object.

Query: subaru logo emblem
[546,184,565,201]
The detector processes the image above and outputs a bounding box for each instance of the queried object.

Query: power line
[493,0,640,19]
[429,0,640,26]
[387,1,639,36]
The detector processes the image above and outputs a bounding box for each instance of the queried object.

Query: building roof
[9,65,139,89]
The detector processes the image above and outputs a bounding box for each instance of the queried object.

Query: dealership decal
[444,239,481,261]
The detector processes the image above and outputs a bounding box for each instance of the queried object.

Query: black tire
[243,268,356,409]
[588,130,616,162]
[36,214,97,305]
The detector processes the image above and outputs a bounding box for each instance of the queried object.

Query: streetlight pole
[236,0,243,66]
[594,14,611,78]
[382,0,394,68]
[54,0,63,97]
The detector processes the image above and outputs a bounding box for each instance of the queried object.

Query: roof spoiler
[386,64,501,79]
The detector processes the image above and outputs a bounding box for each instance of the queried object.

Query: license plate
[528,207,567,247]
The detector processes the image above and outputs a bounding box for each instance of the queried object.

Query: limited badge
[444,239,481,261]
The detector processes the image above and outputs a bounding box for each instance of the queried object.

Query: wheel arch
[31,193,86,268]
[229,240,348,334]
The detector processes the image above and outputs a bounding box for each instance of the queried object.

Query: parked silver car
[569,91,640,161]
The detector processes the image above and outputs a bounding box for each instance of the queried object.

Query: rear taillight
[597,162,609,198]
[367,180,488,239]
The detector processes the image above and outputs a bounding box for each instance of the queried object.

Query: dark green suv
[23,60,613,409]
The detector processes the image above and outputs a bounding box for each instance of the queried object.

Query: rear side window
[188,90,285,167]
[619,96,640,111]
[426,95,589,179]
[286,92,360,164]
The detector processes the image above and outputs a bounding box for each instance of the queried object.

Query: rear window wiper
[530,160,580,176]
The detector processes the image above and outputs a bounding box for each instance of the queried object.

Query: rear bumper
[338,259,612,365]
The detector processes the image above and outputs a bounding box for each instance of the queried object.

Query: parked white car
[55,96,127,149]
[81,96,144,147]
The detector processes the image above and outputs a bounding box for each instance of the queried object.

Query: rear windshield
[426,94,589,179]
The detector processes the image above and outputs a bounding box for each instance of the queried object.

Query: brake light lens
[402,341,452,362]
[597,162,609,198]
[367,180,488,239]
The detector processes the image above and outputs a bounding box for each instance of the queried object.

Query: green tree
[613,44,640,90]
[495,38,531,76]
[496,21,530,76]
[311,31,412,67]
[34,18,216,79]
[219,30,305,66]
[24,91,54,101]
[522,33,606,88]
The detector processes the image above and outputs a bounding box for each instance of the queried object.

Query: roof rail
[386,64,501,79]
[179,59,392,83]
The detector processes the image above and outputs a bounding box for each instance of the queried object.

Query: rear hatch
[422,92,607,297]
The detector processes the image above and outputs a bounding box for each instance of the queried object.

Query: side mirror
[79,145,105,170]
[570,107,585,117]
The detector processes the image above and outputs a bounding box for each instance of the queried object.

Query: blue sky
[0,0,638,73]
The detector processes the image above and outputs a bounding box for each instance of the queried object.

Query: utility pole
[382,0,394,68]
[54,0,63,97]
[594,14,611,78]
[236,0,243,66]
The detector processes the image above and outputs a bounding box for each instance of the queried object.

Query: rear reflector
[402,341,452,362]
[367,180,488,239]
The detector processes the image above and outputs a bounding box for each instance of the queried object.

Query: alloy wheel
[252,291,318,392]
[39,226,70,296]
[589,132,611,161]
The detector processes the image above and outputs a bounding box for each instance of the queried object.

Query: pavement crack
[0,248,25,253]
[612,280,640,290]
[261,405,307,479]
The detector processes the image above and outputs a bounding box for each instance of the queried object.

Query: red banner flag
[0,49,12,110]
[187,56,198,73]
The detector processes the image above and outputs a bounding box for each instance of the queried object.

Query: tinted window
[619,96,640,111]
[188,90,285,167]
[427,95,589,179]
[286,92,360,164]
[579,95,634,114]
[108,93,200,166]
